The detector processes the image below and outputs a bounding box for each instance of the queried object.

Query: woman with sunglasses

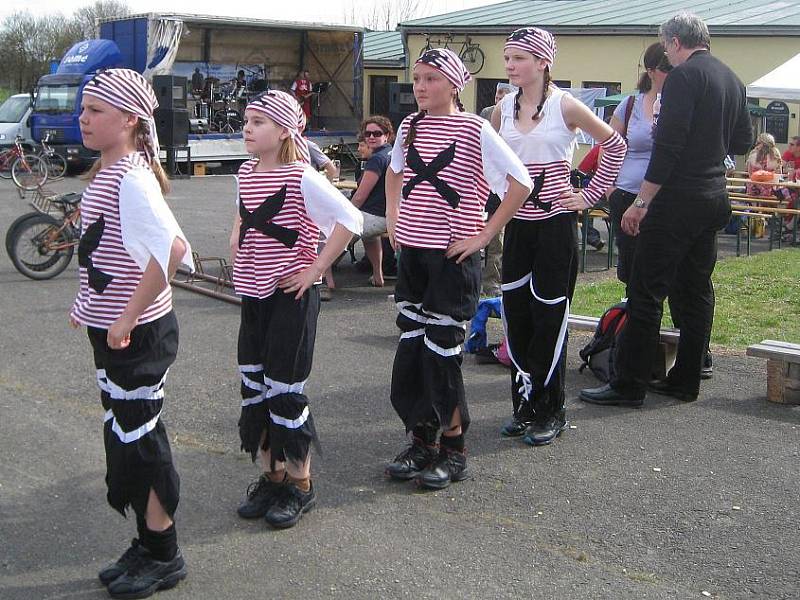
[349,116,394,286]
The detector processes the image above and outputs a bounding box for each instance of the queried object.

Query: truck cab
[30,39,124,168]
[0,93,34,150]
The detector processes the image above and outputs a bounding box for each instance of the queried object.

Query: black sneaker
[264,481,317,529]
[107,548,187,599]
[500,416,533,437]
[417,447,469,490]
[98,538,146,586]
[522,417,568,446]
[385,439,438,480]
[237,473,285,519]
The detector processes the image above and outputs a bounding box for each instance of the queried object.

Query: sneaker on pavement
[417,446,469,490]
[98,538,147,587]
[237,473,285,519]
[385,438,438,480]
[264,481,317,529]
[107,547,187,599]
[522,417,568,446]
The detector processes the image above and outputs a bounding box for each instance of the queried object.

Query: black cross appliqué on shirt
[78,214,114,293]
[523,171,550,211]
[402,142,461,209]
[238,185,300,248]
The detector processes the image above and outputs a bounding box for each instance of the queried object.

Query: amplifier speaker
[152,75,188,109]
[154,108,190,147]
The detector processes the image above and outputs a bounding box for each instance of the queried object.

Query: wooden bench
[568,314,680,380]
[729,203,800,255]
[746,340,800,404]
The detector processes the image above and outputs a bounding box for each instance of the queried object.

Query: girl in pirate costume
[384,48,532,490]
[494,28,626,446]
[69,69,193,598]
[232,90,362,528]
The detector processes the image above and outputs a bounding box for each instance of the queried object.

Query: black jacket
[645,50,753,198]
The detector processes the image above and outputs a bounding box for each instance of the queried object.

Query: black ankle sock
[440,433,464,452]
[412,423,438,446]
[143,525,178,562]
[135,515,147,541]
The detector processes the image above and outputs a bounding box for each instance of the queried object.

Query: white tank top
[499,87,578,220]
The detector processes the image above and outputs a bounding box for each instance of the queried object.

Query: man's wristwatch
[633,196,648,209]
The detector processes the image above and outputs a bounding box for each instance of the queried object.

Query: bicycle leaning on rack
[0,135,48,190]
[418,33,485,75]
[6,191,81,280]
[34,133,68,180]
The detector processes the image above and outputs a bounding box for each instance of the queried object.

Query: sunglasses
[363,130,385,138]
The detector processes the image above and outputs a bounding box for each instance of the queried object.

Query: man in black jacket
[580,11,753,406]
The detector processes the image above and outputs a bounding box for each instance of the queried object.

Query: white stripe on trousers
[103,408,163,444]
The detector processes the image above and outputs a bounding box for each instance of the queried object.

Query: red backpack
[578,301,628,383]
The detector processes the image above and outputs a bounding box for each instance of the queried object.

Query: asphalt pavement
[0,176,798,600]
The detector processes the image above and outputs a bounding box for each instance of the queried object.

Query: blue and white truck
[29,13,364,169]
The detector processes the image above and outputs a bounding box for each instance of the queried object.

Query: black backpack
[578,301,628,383]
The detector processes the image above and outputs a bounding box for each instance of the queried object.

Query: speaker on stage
[154,108,190,147]
[388,82,416,131]
[152,75,188,109]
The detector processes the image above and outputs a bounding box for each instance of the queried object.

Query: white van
[0,93,34,149]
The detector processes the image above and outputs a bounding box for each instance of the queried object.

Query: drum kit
[191,66,269,134]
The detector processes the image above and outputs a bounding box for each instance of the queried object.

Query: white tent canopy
[747,53,800,102]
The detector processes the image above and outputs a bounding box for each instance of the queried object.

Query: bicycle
[419,33,485,75]
[0,135,48,190]
[35,133,68,180]
[6,191,81,280]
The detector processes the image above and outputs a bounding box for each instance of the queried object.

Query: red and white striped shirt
[499,88,626,220]
[71,153,190,329]
[233,160,363,299]
[390,112,530,249]
[499,88,577,221]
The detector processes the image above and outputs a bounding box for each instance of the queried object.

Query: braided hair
[454,91,465,112]
[404,110,428,147]
[513,68,551,121]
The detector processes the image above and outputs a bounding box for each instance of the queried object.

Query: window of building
[553,79,571,89]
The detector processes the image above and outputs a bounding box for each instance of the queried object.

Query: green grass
[571,248,800,349]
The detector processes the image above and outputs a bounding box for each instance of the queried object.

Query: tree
[343,0,432,31]
[0,1,129,93]
[73,0,130,39]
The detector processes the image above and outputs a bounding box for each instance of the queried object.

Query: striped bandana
[246,90,311,163]
[83,69,160,162]
[505,27,557,67]
[415,48,472,92]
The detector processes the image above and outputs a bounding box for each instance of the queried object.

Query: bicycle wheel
[461,46,485,75]
[43,152,68,180]
[8,213,75,280]
[0,153,13,179]
[11,154,48,190]
[6,212,41,255]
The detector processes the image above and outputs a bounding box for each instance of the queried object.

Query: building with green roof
[361,0,800,142]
